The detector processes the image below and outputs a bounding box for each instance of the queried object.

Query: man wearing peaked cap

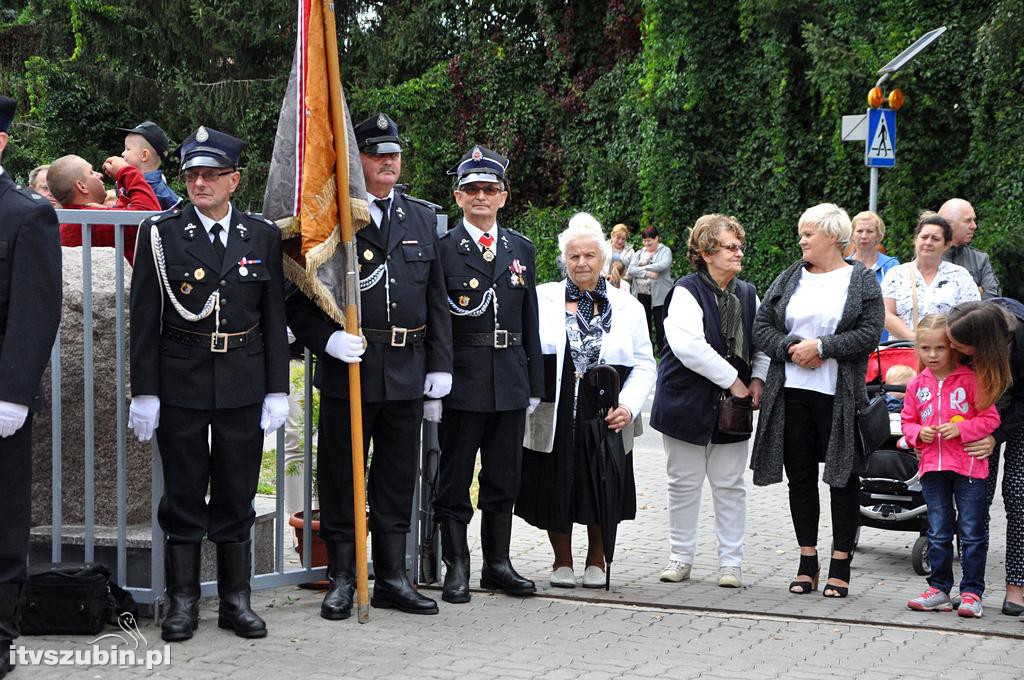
[117,121,180,210]
[287,112,452,618]
[433,144,544,603]
[0,95,62,679]
[128,125,289,642]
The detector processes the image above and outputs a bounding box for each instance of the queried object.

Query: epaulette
[245,210,278,228]
[439,228,453,240]
[399,193,442,213]
[12,184,50,205]
[505,227,533,244]
[148,208,182,225]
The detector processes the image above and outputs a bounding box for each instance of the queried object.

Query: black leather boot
[440,519,471,604]
[370,533,438,615]
[216,541,267,638]
[160,543,201,642]
[480,512,535,595]
[0,582,23,679]
[321,541,355,620]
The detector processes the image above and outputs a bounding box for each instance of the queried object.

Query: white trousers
[663,435,748,567]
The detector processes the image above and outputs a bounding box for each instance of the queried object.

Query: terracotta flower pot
[288,510,329,589]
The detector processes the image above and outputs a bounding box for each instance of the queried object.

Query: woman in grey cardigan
[628,226,674,350]
[750,204,884,599]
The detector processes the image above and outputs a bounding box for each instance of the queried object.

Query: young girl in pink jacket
[901,313,1003,618]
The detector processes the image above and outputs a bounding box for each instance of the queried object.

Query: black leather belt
[363,325,426,347]
[453,331,522,349]
[163,325,261,353]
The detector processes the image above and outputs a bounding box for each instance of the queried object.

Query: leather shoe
[1002,599,1024,616]
[321,541,355,620]
[371,533,438,615]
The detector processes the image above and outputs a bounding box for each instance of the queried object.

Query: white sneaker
[549,566,576,588]
[718,566,742,588]
[582,565,606,588]
[659,560,691,583]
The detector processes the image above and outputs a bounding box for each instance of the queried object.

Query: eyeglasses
[183,169,234,184]
[716,243,744,253]
[458,184,503,196]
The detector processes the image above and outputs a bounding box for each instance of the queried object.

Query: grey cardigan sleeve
[752,264,803,362]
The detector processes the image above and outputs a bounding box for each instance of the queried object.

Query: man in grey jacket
[939,198,1000,300]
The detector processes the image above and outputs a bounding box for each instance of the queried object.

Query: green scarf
[698,270,748,366]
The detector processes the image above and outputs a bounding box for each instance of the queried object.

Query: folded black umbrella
[582,364,626,590]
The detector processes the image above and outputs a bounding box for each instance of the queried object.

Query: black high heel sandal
[789,553,819,594]
[823,554,851,598]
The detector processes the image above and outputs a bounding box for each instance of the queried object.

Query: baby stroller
[857,341,932,575]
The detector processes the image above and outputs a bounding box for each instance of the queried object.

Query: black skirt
[515,347,637,533]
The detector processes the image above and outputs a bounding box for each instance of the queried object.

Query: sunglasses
[716,243,744,253]
[182,169,234,184]
[458,184,503,196]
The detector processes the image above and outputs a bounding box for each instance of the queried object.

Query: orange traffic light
[867,87,884,108]
[888,89,905,110]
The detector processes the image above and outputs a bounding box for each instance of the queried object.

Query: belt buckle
[210,332,230,353]
[493,329,509,349]
[390,327,408,347]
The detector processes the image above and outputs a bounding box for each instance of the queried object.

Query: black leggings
[783,388,860,553]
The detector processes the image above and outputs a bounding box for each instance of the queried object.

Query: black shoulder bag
[856,348,890,455]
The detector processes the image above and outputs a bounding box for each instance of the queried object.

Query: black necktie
[374,198,391,244]
[211,223,226,263]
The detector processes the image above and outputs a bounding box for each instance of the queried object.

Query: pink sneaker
[957,592,983,618]
[907,586,952,612]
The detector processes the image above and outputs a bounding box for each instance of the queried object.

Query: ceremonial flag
[262,0,370,326]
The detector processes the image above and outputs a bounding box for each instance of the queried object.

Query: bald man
[939,198,1000,300]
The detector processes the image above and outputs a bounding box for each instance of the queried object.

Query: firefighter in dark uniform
[128,126,289,642]
[434,145,544,603]
[286,113,452,619]
[0,95,62,680]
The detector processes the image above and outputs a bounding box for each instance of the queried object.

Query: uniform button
[390,278,396,284]
[220,280,227,287]
[492,283,498,289]
[220,298,227,304]
[387,255,392,261]
[495,322,501,328]
[390,302,398,309]
[221,318,227,324]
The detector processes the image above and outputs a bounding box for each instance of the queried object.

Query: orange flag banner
[262,0,370,326]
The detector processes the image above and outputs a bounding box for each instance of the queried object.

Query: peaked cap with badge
[353,113,402,154]
[178,126,246,171]
[450,145,508,186]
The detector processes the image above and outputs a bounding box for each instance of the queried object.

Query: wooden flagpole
[321,0,370,623]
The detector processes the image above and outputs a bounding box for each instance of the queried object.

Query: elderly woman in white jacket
[515,213,657,589]
[650,214,768,589]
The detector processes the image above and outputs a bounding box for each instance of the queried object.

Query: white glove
[261,393,289,433]
[423,372,453,399]
[286,326,296,344]
[0,401,29,438]
[423,399,443,423]
[527,397,541,416]
[128,396,160,442]
[326,331,365,363]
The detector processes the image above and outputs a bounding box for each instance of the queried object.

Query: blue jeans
[921,471,988,597]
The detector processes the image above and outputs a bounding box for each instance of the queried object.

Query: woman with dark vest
[750,203,884,598]
[651,214,768,588]
[516,214,656,589]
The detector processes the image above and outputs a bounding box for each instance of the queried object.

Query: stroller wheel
[912,535,931,576]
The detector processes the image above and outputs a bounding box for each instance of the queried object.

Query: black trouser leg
[216,541,267,638]
[783,389,835,549]
[160,543,201,642]
[0,415,32,584]
[0,582,23,677]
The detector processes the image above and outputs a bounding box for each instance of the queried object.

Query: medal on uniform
[509,259,526,286]
[180,282,193,295]
[482,249,495,262]
[469,278,479,289]
[238,266,249,277]
[364,249,374,261]
[458,295,470,307]
[510,274,520,287]
[194,268,206,281]
[237,257,262,278]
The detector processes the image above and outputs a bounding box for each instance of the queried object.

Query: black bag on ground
[21,562,137,636]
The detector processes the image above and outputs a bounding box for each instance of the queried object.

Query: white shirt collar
[462,219,498,249]
[194,204,233,244]
[366,189,395,228]
[0,165,5,177]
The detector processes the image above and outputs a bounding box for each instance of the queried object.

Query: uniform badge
[180,282,193,295]
[472,146,483,161]
[396,206,405,221]
[482,250,495,262]
[376,113,388,130]
[194,268,206,281]
[363,249,374,261]
[469,278,479,289]
[236,223,248,239]
[458,295,470,307]
[196,126,209,142]
[238,266,248,277]
[237,257,261,277]
[184,223,197,240]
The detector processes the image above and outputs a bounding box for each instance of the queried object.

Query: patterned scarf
[698,269,747,365]
[566,275,612,334]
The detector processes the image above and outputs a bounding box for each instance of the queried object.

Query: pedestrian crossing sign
[865,108,896,168]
